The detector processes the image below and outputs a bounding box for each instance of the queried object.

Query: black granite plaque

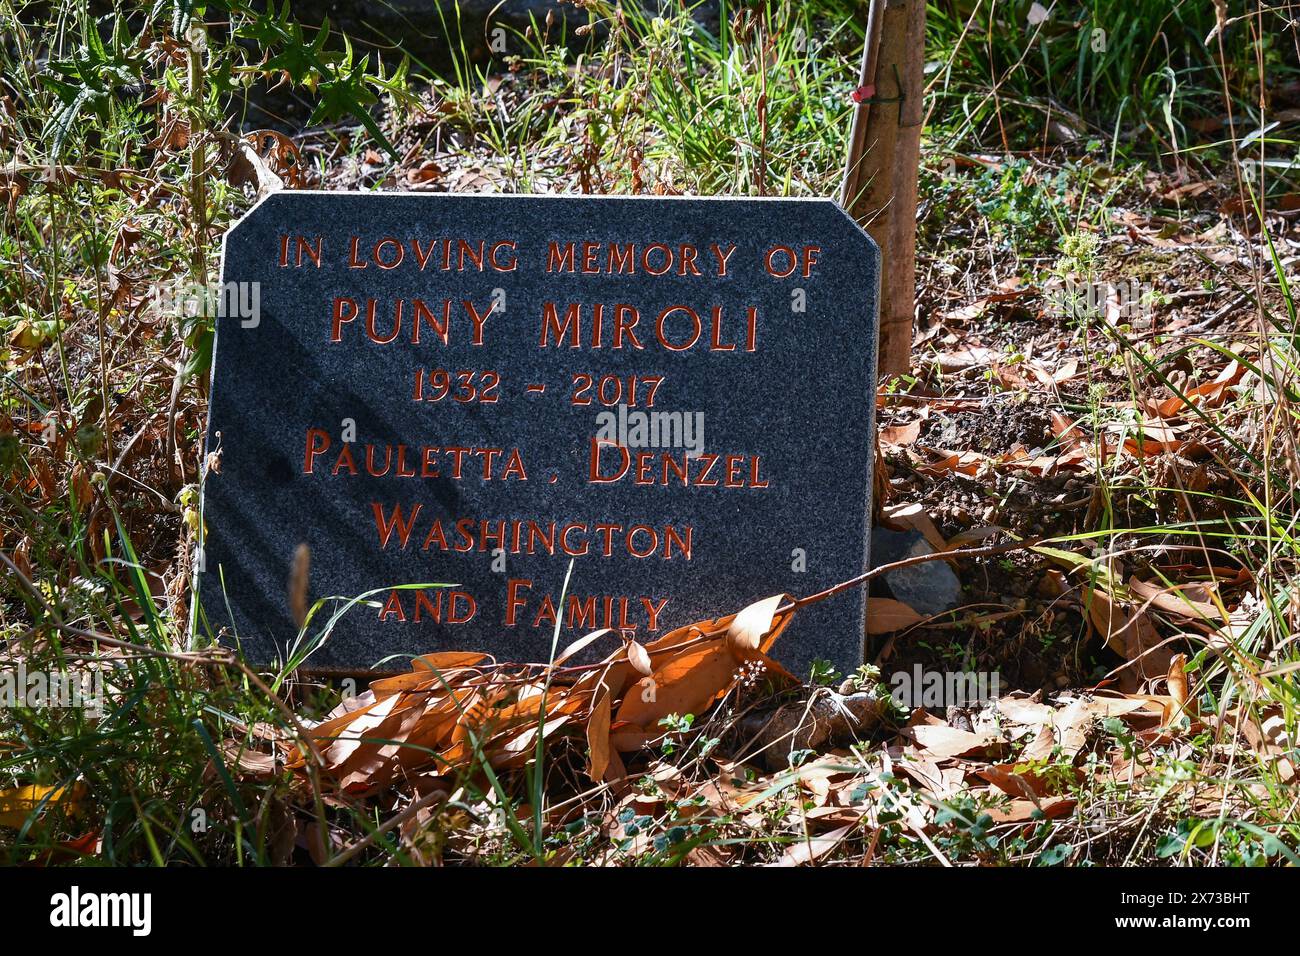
[199,192,879,678]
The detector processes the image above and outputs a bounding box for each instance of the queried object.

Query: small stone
[871,527,963,616]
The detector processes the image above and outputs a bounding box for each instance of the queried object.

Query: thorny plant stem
[779,536,1040,616]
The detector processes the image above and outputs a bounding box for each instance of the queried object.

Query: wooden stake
[840,0,926,377]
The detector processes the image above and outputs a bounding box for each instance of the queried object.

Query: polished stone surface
[201,192,878,677]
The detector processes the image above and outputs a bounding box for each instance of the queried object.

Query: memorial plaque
[200,193,879,677]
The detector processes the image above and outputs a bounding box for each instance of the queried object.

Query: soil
[920,398,1056,455]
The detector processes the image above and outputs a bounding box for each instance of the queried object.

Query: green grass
[389,0,865,196]
[924,0,1298,162]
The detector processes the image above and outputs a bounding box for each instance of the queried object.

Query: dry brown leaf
[866,597,925,635]
[1129,578,1222,624]
[768,824,855,867]
[915,449,988,477]
[413,651,490,671]
[1020,723,1058,762]
[587,686,612,782]
[995,696,1056,726]
[1163,653,1192,726]
[0,782,86,829]
[902,724,1004,759]
[1051,357,1079,382]
[479,681,589,733]
[898,750,968,799]
[218,740,280,779]
[1049,410,1087,449]
[1156,361,1244,417]
[244,129,307,187]
[288,543,310,631]
[1081,583,1126,654]
[881,419,923,446]
[609,728,654,752]
[491,715,572,770]
[627,640,653,677]
[69,462,93,512]
[979,762,1081,798]
[1080,576,1182,687]
[1036,568,1068,597]
[556,628,612,665]
[986,796,1075,824]
[288,598,801,789]
[685,844,733,866]
[1120,612,1176,692]
[615,639,737,732]
[406,160,443,186]
[797,763,840,803]
[1054,694,1150,757]
[726,593,786,660]
[884,502,947,550]
[370,654,485,696]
